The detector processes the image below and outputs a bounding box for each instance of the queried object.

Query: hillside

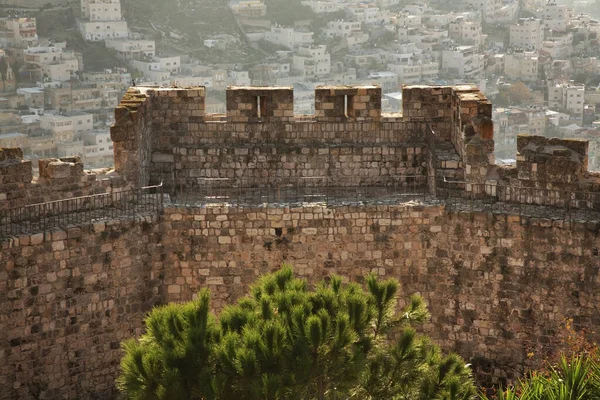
[121,0,263,63]
[35,6,127,71]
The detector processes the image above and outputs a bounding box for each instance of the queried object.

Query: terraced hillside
[122,0,262,63]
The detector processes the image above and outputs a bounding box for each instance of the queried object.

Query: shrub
[118,265,477,400]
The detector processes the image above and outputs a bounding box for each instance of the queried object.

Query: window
[78,120,82,125]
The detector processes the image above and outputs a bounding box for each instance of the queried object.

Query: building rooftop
[0,132,27,139]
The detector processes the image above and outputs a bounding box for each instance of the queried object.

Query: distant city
[0,0,599,169]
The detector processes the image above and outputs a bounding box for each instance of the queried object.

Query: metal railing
[439,179,600,220]
[171,176,432,206]
[0,184,164,238]
[4,175,600,239]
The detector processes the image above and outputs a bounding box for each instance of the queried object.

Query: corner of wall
[111,87,155,187]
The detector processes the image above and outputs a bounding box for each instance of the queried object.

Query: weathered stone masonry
[3,84,600,399]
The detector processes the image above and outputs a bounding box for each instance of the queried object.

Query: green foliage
[118,265,477,400]
[481,355,600,400]
[482,319,600,400]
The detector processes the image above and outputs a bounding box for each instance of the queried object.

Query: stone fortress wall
[2,84,600,399]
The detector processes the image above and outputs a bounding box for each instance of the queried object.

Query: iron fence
[0,184,164,238]
[4,175,600,239]
[170,176,432,206]
[439,180,600,220]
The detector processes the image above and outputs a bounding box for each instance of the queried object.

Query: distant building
[368,71,399,92]
[348,4,381,24]
[23,42,80,82]
[503,51,539,82]
[45,84,105,112]
[464,0,501,23]
[264,25,314,50]
[541,1,574,31]
[16,87,44,108]
[229,70,251,86]
[300,0,339,14]
[40,111,94,143]
[82,129,113,168]
[324,20,362,39]
[105,39,156,61]
[78,0,128,41]
[509,18,543,51]
[230,0,267,17]
[0,132,27,148]
[548,82,585,122]
[131,56,181,83]
[542,31,573,59]
[449,17,484,49]
[0,57,17,93]
[292,45,331,77]
[441,45,484,80]
[0,17,38,48]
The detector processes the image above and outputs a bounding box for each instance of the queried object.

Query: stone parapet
[0,149,121,210]
[226,86,293,122]
[314,85,382,121]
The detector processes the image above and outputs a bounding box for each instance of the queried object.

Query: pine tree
[118,265,477,400]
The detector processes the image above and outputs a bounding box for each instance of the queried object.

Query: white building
[403,3,429,15]
[449,17,484,49]
[503,51,539,82]
[394,12,422,28]
[324,20,362,38]
[386,43,439,83]
[292,45,331,77]
[264,25,314,49]
[300,0,339,13]
[132,56,181,79]
[82,129,113,168]
[23,43,80,82]
[84,68,131,86]
[378,0,401,8]
[0,17,38,48]
[105,39,155,60]
[441,45,484,80]
[368,71,399,91]
[542,32,573,59]
[40,112,94,143]
[229,70,251,86]
[548,82,585,121]
[541,1,574,31]
[465,0,502,22]
[509,18,543,50]
[78,0,128,41]
[230,0,267,17]
[348,4,381,24]
[387,61,439,84]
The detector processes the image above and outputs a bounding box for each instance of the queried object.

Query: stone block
[39,157,84,179]
[152,153,175,163]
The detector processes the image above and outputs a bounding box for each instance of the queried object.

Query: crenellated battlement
[226,86,294,122]
[106,84,496,195]
[0,148,121,210]
[7,84,600,211]
[7,84,600,400]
